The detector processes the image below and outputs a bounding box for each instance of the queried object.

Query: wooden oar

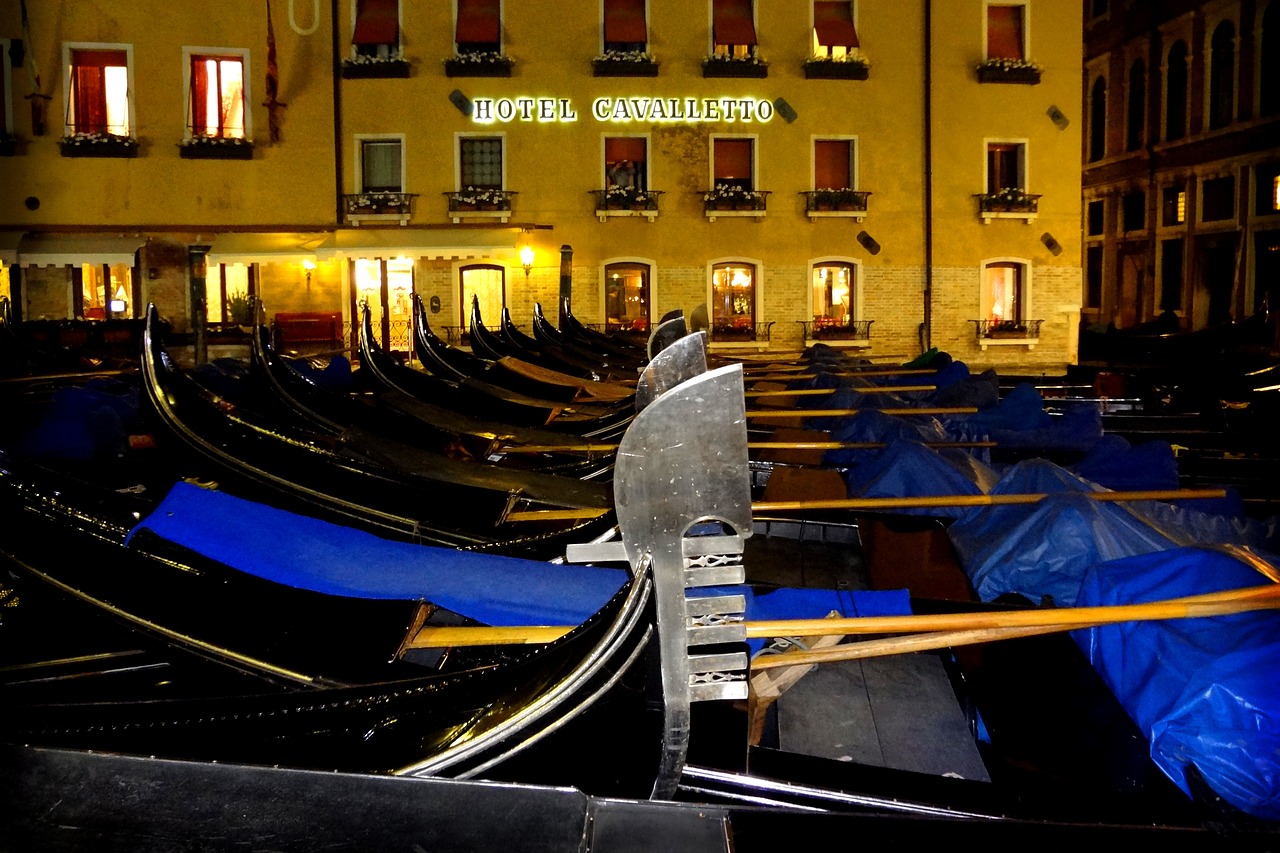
[404,581,1279,650]
[744,385,937,397]
[751,487,1227,513]
[746,406,977,418]
[745,369,939,381]
[498,439,996,454]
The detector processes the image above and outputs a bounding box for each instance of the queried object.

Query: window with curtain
[67,48,130,136]
[189,55,245,138]
[1165,40,1188,141]
[1126,60,1145,152]
[352,0,400,57]
[814,139,854,189]
[812,262,855,324]
[812,1,859,58]
[605,137,648,189]
[360,139,403,192]
[986,4,1026,61]
[604,262,650,331]
[1089,76,1106,162]
[603,0,648,52]
[713,138,754,191]
[456,0,501,54]
[1208,21,1235,130]
[982,262,1025,325]
[712,0,758,58]
[711,262,756,330]
[460,136,503,188]
[986,142,1025,193]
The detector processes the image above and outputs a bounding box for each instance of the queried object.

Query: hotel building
[0,1,1082,372]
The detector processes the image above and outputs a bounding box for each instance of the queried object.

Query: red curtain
[987,5,1025,60]
[353,0,399,45]
[813,1,859,49]
[190,57,211,134]
[456,0,500,44]
[714,139,753,181]
[606,137,647,163]
[713,0,757,46]
[604,0,647,43]
[70,49,125,134]
[815,141,851,189]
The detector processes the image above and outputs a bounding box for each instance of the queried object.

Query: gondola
[467,298,614,381]
[557,296,652,364]
[518,301,647,378]
[141,304,617,556]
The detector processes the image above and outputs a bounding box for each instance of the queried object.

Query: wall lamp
[303,259,316,289]
[520,243,534,281]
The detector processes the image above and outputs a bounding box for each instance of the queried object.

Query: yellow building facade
[0,0,1081,373]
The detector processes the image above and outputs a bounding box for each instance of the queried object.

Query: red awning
[604,0,647,43]
[713,0,757,46]
[456,0,500,44]
[606,137,647,163]
[987,4,1025,60]
[353,0,399,45]
[813,1,859,49]
[714,139,753,181]
[72,49,128,68]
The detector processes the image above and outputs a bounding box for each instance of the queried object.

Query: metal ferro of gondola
[568,354,751,799]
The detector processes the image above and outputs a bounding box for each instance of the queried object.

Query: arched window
[603,261,651,333]
[1262,4,1279,116]
[710,261,757,339]
[1165,40,1188,141]
[459,263,505,337]
[1126,59,1146,151]
[982,261,1028,325]
[811,261,857,324]
[1208,21,1235,129]
[1089,76,1107,162]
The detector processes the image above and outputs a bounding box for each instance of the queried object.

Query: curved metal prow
[647,314,689,361]
[635,332,707,412]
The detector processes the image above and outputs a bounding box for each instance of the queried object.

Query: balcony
[592,187,664,222]
[592,51,659,77]
[975,189,1041,224]
[975,59,1043,85]
[803,189,871,222]
[709,320,775,351]
[971,319,1043,350]
[444,52,514,78]
[799,318,874,347]
[701,55,768,79]
[341,55,411,79]
[802,56,870,80]
[445,189,516,224]
[178,135,254,160]
[343,192,417,226]
[59,132,138,159]
[703,187,770,221]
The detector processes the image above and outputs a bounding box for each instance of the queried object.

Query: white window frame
[601,132,652,188]
[810,134,859,190]
[807,256,865,343]
[181,46,252,141]
[354,133,406,193]
[809,0,859,58]
[455,131,507,190]
[981,1,1031,62]
[983,137,1029,192]
[978,257,1035,349]
[598,256,657,330]
[62,42,136,139]
[705,255,765,350]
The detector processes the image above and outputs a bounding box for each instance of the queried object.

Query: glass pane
[604,263,649,330]
[711,264,755,330]
[984,264,1021,323]
[81,265,107,320]
[461,138,503,188]
[362,141,402,192]
[812,264,852,322]
[387,257,413,352]
[104,65,129,136]
[355,258,385,340]
[461,265,505,330]
[219,59,245,136]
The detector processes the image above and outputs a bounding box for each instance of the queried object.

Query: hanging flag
[19,0,50,136]
[264,0,287,143]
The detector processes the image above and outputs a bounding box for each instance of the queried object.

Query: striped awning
[205,232,327,266]
[316,228,516,261]
[17,234,145,268]
[713,0,757,46]
[814,1,859,49]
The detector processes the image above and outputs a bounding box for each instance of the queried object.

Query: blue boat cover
[129,482,910,633]
[841,439,1000,518]
[1071,547,1280,820]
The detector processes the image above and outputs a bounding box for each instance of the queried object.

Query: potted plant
[591,49,659,77]
[802,49,870,80]
[59,131,138,158]
[179,135,254,160]
[345,192,413,215]
[701,53,768,79]
[976,57,1043,84]
[342,51,411,79]
[444,51,514,78]
[834,189,868,211]
[449,187,512,212]
[977,187,1041,213]
[704,184,767,211]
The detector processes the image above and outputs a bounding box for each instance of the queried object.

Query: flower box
[802,59,870,80]
[342,57,411,79]
[60,133,138,158]
[592,52,658,77]
[702,56,768,79]
[976,61,1042,85]
[444,54,514,78]
[179,137,254,160]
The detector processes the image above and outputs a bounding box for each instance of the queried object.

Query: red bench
[271,311,344,352]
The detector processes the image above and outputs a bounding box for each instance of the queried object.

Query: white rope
[288,0,320,36]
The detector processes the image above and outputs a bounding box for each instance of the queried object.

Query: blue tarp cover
[1072,548,1280,820]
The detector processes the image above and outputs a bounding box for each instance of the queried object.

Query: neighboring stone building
[1082,0,1280,334]
[1,1,1082,373]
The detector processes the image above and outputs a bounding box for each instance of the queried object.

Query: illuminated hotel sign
[470,96,775,124]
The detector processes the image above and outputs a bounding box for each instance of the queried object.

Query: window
[1165,40,1188,141]
[814,138,855,190]
[352,0,400,58]
[605,136,648,189]
[811,261,857,324]
[206,263,254,325]
[1089,76,1106,162]
[1085,246,1103,310]
[1122,190,1145,231]
[603,0,648,53]
[1202,176,1235,221]
[456,0,501,55]
[985,3,1027,61]
[459,135,504,189]
[986,141,1025,193]
[1208,21,1235,130]
[186,51,246,139]
[1087,200,1105,235]
[712,0,758,59]
[357,257,414,353]
[1162,186,1186,225]
[1256,163,1280,216]
[604,262,650,332]
[812,1,859,59]
[75,263,135,320]
[460,263,505,334]
[359,137,404,193]
[982,261,1027,326]
[1126,60,1145,151]
[710,261,757,333]
[1262,4,1279,117]
[1160,239,1183,311]
[65,45,131,137]
[713,137,756,191]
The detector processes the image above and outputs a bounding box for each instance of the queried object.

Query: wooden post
[558,244,573,328]
[188,244,211,366]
